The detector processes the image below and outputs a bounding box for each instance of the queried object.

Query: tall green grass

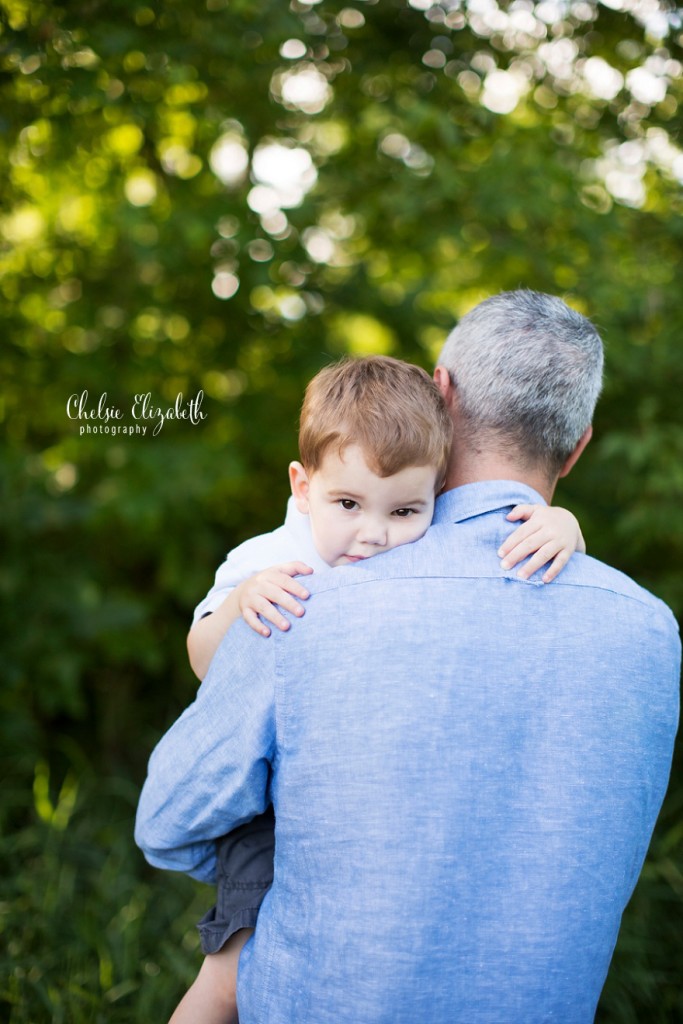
[0,764,206,1023]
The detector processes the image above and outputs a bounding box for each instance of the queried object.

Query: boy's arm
[187,562,313,680]
[187,589,243,681]
[498,504,585,584]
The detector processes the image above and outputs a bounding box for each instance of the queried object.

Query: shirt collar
[433,480,547,525]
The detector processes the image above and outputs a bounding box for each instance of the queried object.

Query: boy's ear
[288,461,311,514]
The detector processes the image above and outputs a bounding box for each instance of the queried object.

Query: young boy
[171,356,584,1024]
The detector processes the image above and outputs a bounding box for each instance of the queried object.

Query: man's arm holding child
[136,621,277,881]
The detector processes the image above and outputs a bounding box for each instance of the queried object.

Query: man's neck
[443,450,556,504]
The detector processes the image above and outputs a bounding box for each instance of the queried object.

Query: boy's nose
[358,518,388,547]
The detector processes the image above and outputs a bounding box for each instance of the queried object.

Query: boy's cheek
[411,515,433,544]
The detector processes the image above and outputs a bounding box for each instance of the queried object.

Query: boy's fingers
[506,504,536,523]
[278,561,314,577]
[542,550,571,584]
[250,585,306,623]
[499,533,528,559]
[252,572,309,600]
[258,578,306,612]
[500,531,547,567]
[269,587,306,617]
[498,521,538,557]
[275,575,310,600]
[264,569,309,599]
[515,543,562,580]
[243,608,271,637]
[254,597,291,632]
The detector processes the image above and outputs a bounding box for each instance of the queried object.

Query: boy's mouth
[344,555,366,562]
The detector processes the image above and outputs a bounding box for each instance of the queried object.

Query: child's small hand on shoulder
[236,562,314,637]
[498,505,585,584]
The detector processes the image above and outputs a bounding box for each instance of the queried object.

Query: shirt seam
[302,572,675,619]
[272,626,287,790]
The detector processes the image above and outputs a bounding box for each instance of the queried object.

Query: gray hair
[437,290,604,476]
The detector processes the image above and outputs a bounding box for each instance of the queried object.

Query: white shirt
[192,497,329,624]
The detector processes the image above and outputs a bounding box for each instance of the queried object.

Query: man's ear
[288,461,311,514]
[558,425,593,479]
[433,365,455,407]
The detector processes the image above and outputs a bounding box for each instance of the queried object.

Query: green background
[1,0,681,1019]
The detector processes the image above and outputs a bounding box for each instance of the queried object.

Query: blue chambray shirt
[136,481,680,1024]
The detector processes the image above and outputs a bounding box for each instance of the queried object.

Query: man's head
[288,356,453,566]
[435,290,604,493]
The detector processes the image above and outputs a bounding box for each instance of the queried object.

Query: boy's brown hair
[298,355,452,488]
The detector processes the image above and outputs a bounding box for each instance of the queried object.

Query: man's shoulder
[555,552,678,629]
[303,525,679,638]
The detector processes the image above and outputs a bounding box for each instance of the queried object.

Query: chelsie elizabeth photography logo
[67,390,207,437]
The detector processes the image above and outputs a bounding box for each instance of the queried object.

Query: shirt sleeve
[134,619,277,882]
[191,534,279,624]
[191,498,327,624]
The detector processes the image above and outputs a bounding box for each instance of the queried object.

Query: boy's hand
[498,505,586,584]
[236,562,313,637]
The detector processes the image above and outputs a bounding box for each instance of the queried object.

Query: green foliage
[0,763,205,1021]
[1,0,681,1017]
[597,747,683,1022]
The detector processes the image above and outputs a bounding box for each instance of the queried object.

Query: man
[136,290,680,1023]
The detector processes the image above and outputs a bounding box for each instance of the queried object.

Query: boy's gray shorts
[197,804,275,955]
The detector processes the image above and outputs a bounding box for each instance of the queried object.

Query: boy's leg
[168,929,253,1024]
[196,805,275,953]
[168,807,275,1024]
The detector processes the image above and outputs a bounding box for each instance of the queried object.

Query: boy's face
[289,444,437,567]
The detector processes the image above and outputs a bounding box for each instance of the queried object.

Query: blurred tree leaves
[2,0,682,761]
[1,0,681,729]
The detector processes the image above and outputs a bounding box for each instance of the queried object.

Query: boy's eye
[339,499,358,511]
[393,507,415,518]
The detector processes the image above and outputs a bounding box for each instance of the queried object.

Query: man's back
[236,482,679,1023]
